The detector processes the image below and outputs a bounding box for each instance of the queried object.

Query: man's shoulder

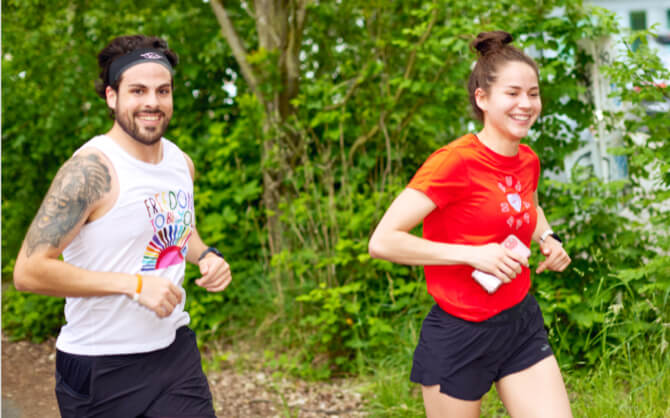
[69,138,117,178]
[38,143,117,228]
[60,151,114,192]
[161,137,183,153]
[161,138,194,179]
[69,136,115,165]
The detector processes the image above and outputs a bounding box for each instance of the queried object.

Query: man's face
[107,62,173,145]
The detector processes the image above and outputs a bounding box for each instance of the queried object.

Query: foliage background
[2,0,668,407]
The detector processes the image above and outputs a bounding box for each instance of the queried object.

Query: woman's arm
[532,190,571,273]
[369,188,528,283]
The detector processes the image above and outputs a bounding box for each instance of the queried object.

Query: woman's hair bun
[471,31,513,56]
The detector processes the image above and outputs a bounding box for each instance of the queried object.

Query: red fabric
[408,133,540,321]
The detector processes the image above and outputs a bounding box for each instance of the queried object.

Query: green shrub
[2,286,64,343]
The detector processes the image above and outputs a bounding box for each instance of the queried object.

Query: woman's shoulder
[429,134,476,159]
[518,143,539,160]
[426,134,473,163]
[446,133,478,150]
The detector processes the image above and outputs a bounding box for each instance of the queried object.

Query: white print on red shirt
[497,175,532,230]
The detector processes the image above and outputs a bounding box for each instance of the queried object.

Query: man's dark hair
[95,35,179,117]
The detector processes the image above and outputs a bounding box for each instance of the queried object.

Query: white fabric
[57,135,193,355]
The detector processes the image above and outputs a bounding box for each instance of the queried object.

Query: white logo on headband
[141,52,163,59]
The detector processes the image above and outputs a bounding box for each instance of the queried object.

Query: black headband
[107,48,174,85]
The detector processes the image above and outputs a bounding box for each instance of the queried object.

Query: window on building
[630,11,647,51]
[657,10,670,45]
[630,10,647,30]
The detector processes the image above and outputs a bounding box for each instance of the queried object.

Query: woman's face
[476,61,541,142]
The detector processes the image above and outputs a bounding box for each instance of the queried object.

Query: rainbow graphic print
[141,189,194,272]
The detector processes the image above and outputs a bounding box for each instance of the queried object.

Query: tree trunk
[210,0,307,257]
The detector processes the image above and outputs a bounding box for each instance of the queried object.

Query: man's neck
[106,124,163,164]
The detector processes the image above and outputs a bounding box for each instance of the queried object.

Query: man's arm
[13,150,182,317]
[182,151,232,293]
[181,151,209,263]
[13,150,135,296]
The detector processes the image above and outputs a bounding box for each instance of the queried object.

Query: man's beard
[116,110,170,146]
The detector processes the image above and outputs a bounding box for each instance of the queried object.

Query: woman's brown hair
[467,31,539,121]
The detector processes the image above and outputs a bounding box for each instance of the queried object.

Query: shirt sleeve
[407,147,470,209]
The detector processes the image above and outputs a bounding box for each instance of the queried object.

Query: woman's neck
[475,127,520,157]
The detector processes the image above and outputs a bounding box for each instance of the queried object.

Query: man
[13,34,231,417]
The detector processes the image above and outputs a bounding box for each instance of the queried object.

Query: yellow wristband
[133,274,143,302]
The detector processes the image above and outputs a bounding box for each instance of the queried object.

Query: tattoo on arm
[24,153,112,257]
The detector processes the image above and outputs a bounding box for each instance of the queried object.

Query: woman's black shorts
[410,293,553,401]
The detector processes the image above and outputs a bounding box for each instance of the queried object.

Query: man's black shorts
[410,293,554,401]
[55,326,216,417]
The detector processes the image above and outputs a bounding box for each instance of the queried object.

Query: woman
[368,31,573,417]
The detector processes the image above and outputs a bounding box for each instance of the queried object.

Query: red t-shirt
[408,133,540,321]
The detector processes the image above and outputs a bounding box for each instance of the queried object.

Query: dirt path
[2,334,59,417]
[1,334,366,417]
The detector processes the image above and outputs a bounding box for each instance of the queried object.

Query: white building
[589,0,670,70]
[561,0,670,183]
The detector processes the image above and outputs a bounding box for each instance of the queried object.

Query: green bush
[2,286,64,343]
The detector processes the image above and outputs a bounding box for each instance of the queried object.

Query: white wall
[588,0,670,70]
[590,0,670,30]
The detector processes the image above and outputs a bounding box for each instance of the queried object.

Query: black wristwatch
[198,246,223,261]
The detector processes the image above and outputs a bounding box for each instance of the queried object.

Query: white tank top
[57,135,193,355]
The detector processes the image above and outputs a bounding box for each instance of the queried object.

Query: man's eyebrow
[126,83,172,89]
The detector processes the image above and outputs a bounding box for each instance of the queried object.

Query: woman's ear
[474,87,487,113]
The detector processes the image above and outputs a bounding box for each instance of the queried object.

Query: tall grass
[565,345,670,418]
[361,332,670,417]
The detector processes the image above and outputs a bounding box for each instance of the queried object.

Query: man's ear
[105,86,117,111]
[474,87,487,112]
